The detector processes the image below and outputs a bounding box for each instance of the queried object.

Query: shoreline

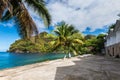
[0,55,82,80]
[1,54,120,80]
[0,54,91,72]
[0,56,62,71]
[0,54,91,71]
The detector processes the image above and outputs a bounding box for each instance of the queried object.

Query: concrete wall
[106,35,116,47]
[105,31,120,58]
[105,20,120,58]
[116,31,120,43]
[105,42,120,58]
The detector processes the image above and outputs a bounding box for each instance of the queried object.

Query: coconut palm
[0,0,51,40]
[53,22,84,58]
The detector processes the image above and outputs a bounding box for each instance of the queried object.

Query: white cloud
[1,0,120,33]
[0,19,15,27]
[45,0,120,32]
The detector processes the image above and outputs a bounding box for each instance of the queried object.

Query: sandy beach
[0,54,120,80]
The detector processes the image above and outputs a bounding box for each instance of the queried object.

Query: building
[105,20,120,58]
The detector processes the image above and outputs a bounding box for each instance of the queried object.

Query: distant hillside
[8,32,105,54]
[8,32,56,53]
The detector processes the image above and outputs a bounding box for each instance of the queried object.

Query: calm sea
[0,52,69,70]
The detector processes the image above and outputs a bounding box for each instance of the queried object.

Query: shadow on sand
[54,55,120,80]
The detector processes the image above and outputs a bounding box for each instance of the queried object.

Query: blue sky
[82,26,109,36]
[0,19,19,51]
[0,0,120,51]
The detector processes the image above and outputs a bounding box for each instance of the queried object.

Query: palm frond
[0,0,8,18]
[72,39,83,45]
[1,10,12,21]
[69,25,79,35]
[71,45,79,55]
[52,41,61,51]
[7,1,13,15]
[53,22,84,55]
[15,3,38,40]
[24,0,51,27]
[54,30,61,36]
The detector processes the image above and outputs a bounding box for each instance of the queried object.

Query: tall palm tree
[0,0,51,40]
[53,22,84,58]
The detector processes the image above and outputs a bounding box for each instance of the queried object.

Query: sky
[0,0,120,51]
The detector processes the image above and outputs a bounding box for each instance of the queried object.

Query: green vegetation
[84,34,106,54]
[0,0,51,40]
[108,24,116,33]
[1,0,106,56]
[9,22,106,56]
[9,32,55,53]
[53,22,84,57]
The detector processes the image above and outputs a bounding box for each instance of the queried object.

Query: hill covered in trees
[9,32,105,55]
[8,32,56,53]
[8,22,106,55]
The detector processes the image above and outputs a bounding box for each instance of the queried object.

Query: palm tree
[0,0,51,40]
[53,22,84,58]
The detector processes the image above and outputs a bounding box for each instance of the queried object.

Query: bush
[79,47,90,54]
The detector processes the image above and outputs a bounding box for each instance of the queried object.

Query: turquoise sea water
[0,52,70,70]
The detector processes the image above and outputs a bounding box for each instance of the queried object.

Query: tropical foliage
[85,35,96,40]
[0,0,51,40]
[9,32,55,53]
[53,22,84,56]
[84,34,106,54]
[8,20,106,55]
